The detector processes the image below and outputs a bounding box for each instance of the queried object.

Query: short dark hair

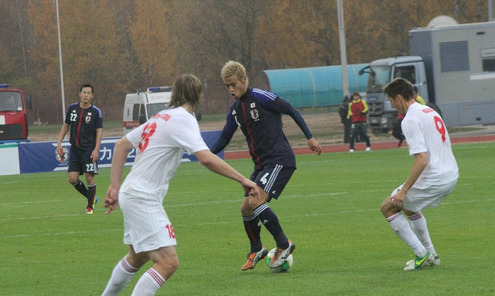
[384,78,414,101]
[80,83,94,93]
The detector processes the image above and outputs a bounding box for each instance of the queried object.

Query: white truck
[359,20,495,131]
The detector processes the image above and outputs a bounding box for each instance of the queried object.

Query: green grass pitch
[1,142,494,295]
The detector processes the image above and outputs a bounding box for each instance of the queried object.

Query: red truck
[0,84,30,141]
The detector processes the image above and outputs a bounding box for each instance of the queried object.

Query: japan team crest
[56,147,69,163]
[250,109,259,120]
[85,112,92,124]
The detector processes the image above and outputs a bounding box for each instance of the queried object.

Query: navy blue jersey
[64,103,103,151]
[211,88,312,169]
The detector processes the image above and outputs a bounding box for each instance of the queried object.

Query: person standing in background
[57,83,103,214]
[339,95,352,143]
[347,92,371,152]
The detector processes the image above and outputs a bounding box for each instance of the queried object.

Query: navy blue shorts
[68,147,98,175]
[245,163,295,201]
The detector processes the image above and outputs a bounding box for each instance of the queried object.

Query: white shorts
[390,178,458,213]
[119,192,177,253]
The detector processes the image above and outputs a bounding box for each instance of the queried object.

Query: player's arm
[105,136,133,214]
[91,128,103,162]
[286,106,322,155]
[391,152,428,208]
[361,100,369,114]
[56,123,69,156]
[195,149,259,195]
[261,95,321,154]
[210,113,237,154]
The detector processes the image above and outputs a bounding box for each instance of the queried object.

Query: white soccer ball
[265,247,293,272]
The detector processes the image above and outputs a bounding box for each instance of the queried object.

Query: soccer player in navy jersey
[57,83,103,214]
[210,61,322,271]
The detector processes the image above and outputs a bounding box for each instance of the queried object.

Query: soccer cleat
[349,149,355,153]
[403,251,434,271]
[85,207,93,214]
[241,248,268,271]
[269,240,296,269]
[405,254,440,269]
[365,147,371,152]
[431,255,441,266]
[92,196,99,210]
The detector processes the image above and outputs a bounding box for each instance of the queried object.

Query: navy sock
[243,215,262,253]
[72,180,89,199]
[254,204,289,249]
[87,184,96,208]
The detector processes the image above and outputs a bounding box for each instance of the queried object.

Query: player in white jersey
[381,78,458,271]
[101,74,259,296]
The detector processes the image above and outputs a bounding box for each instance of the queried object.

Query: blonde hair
[169,74,203,111]
[221,60,248,83]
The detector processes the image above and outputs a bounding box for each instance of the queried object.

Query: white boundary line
[1,197,493,240]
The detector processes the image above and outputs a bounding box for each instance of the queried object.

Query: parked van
[123,86,172,134]
[123,86,201,134]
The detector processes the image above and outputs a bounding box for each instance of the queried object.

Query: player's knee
[169,257,179,274]
[379,198,392,216]
[68,176,78,184]
[154,254,179,279]
[240,204,252,216]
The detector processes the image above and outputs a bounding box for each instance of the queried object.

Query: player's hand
[56,145,64,158]
[241,179,260,197]
[308,138,322,156]
[390,190,406,210]
[105,184,120,214]
[91,149,99,163]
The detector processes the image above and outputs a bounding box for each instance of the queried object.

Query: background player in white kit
[381,78,458,271]
[102,74,259,296]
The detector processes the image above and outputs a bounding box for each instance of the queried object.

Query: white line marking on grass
[2,195,493,239]
[1,228,121,239]
[0,199,67,206]
[0,213,80,222]
[0,181,19,185]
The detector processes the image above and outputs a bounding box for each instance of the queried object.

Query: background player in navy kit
[210,61,322,271]
[57,83,103,214]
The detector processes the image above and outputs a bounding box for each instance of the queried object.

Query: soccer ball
[265,247,293,272]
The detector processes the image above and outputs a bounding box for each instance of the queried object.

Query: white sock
[131,268,165,296]
[387,213,427,257]
[408,213,437,256]
[102,256,139,296]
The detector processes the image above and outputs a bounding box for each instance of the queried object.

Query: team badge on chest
[85,112,92,124]
[250,108,259,120]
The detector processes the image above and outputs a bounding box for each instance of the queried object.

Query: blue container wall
[262,64,369,108]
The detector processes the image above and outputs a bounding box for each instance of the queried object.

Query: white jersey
[121,107,209,198]
[402,103,459,187]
